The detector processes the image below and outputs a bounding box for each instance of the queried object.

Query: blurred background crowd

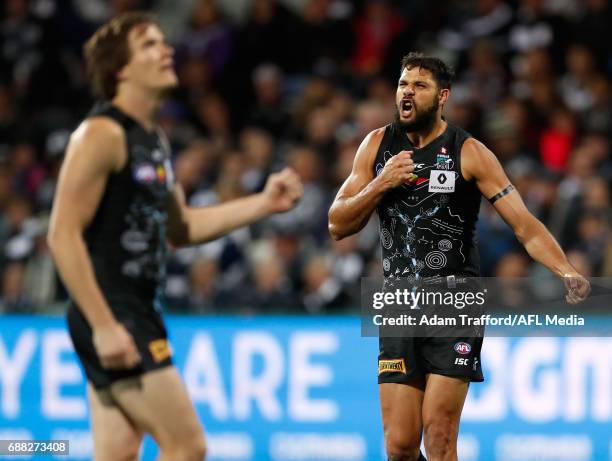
[0,0,610,314]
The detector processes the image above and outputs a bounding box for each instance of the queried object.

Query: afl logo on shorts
[454,342,471,355]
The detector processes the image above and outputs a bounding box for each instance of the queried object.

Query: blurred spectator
[233,0,299,73]
[1,0,57,106]
[566,249,593,278]
[354,100,391,140]
[266,146,329,239]
[573,210,609,272]
[0,262,30,312]
[539,106,576,172]
[291,75,334,133]
[245,240,298,312]
[23,219,56,309]
[458,39,507,111]
[240,127,276,192]
[559,43,599,113]
[175,55,212,106]
[304,106,338,158]
[494,251,530,277]
[3,195,35,262]
[330,234,364,305]
[351,0,406,76]
[571,0,612,71]
[294,0,353,74]
[175,0,234,77]
[187,256,222,312]
[494,251,530,307]
[302,252,351,313]
[0,1,609,313]
[438,0,514,54]
[248,63,289,137]
[9,143,45,200]
[174,141,211,197]
[508,0,570,70]
[477,202,522,275]
[581,75,612,134]
[191,93,233,152]
[482,107,530,164]
[0,86,18,147]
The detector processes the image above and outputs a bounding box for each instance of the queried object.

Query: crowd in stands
[0,0,610,313]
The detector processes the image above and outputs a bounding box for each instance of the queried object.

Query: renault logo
[438,173,447,184]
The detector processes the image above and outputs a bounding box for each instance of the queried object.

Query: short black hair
[400,52,455,90]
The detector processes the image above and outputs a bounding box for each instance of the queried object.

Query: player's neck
[112,86,162,132]
[406,119,447,148]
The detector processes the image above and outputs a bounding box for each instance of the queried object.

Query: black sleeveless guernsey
[375,122,481,279]
[82,104,174,313]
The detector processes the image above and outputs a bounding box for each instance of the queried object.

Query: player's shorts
[378,335,484,383]
[67,299,173,389]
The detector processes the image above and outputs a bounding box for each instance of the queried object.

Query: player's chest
[379,142,459,196]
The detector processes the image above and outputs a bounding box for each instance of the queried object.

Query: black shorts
[378,335,484,383]
[67,301,173,389]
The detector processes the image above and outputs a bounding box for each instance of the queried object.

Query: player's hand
[563,273,590,304]
[262,167,304,213]
[377,150,417,190]
[93,322,141,369]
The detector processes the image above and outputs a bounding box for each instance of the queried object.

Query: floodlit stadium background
[0,0,610,460]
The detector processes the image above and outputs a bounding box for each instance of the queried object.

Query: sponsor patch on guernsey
[428,169,455,193]
[378,359,407,374]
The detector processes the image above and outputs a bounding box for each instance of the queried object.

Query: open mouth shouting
[400,99,414,118]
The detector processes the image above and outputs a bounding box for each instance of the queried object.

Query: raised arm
[328,128,417,240]
[47,118,140,368]
[166,167,303,246]
[461,138,590,303]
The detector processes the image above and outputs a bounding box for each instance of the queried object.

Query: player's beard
[395,95,439,134]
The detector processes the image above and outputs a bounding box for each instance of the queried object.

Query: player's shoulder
[460,136,500,180]
[73,116,125,145]
[66,116,127,171]
[368,125,389,138]
[356,126,388,158]
[362,125,389,148]
[461,137,492,155]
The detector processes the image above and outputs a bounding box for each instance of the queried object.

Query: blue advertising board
[0,315,611,460]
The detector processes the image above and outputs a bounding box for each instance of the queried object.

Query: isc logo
[455,358,469,366]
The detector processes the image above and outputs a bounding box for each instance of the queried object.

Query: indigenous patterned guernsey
[66,103,176,388]
[375,122,481,280]
[83,103,174,312]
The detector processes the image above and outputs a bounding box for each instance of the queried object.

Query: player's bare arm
[47,117,141,369]
[461,138,590,303]
[328,129,416,240]
[167,167,303,246]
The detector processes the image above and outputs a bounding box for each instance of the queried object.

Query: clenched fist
[377,150,417,191]
[563,273,590,304]
[262,167,304,213]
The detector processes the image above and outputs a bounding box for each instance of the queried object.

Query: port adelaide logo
[428,148,456,192]
[435,147,453,170]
